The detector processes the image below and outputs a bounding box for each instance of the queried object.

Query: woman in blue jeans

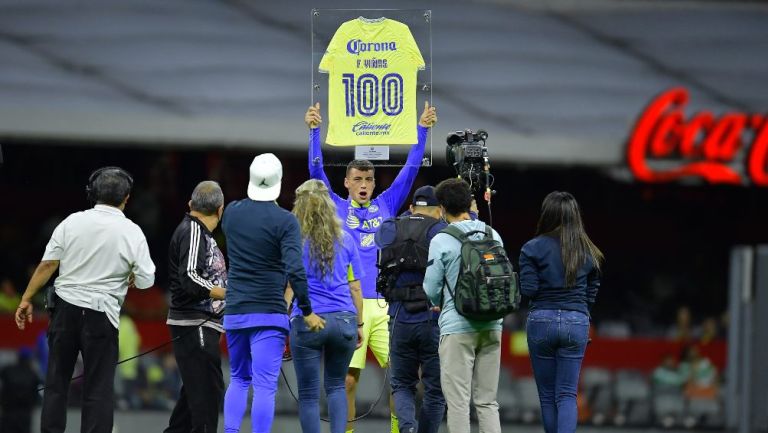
[286,179,365,433]
[519,191,604,433]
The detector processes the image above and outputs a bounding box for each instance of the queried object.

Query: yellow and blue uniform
[319,17,425,146]
[308,125,428,369]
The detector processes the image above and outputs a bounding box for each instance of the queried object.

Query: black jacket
[167,214,226,328]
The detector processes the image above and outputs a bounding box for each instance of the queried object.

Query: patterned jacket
[167,214,226,331]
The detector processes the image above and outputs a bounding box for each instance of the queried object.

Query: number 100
[342,73,403,117]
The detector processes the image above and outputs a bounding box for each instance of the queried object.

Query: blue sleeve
[374,218,397,248]
[346,233,365,281]
[379,125,428,214]
[519,242,540,299]
[424,234,447,305]
[309,128,344,203]
[491,227,504,247]
[281,214,312,315]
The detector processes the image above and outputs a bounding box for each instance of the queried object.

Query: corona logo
[346,39,397,55]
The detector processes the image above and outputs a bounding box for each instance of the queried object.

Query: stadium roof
[0,0,766,166]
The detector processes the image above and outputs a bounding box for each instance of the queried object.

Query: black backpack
[441,224,520,321]
[377,215,440,313]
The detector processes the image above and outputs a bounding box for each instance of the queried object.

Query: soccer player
[305,101,436,433]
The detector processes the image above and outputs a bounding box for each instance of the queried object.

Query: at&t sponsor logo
[346,213,360,229]
[346,214,383,230]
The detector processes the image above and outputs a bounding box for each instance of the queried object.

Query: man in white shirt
[15,166,155,433]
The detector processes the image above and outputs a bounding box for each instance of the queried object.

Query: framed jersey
[312,9,432,167]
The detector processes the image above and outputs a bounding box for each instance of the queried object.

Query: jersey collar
[350,199,371,209]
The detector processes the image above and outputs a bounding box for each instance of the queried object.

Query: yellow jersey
[319,17,425,146]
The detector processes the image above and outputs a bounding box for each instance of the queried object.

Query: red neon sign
[627,87,768,186]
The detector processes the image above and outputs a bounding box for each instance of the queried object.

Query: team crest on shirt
[368,204,379,213]
[360,233,375,248]
[346,213,360,229]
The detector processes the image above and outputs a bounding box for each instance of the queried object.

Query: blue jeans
[526,309,590,433]
[290,312,358,433]
[389,318,445,433]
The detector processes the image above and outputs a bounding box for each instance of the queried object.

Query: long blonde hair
[293,179,343,279]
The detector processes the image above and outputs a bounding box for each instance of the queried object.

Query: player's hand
[303,313,326,332]
[356,327,364,349]
[305,102,322,129]
[431,306,441,313]
[15,300,33,330]
[419,101,437,128]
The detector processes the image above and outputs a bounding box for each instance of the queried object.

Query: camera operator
[15,166,156,433]
[375,186,446,433]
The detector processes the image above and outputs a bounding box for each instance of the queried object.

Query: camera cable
[36,313,218,393]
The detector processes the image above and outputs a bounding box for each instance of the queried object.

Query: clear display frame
[311,8,432,167]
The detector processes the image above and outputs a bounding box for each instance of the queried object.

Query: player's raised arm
[380,101,437,213]
[306,103,342,202]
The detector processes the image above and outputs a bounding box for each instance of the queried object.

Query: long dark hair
[536,191,604,287]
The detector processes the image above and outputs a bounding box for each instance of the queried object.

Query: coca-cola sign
[627,87,768,186]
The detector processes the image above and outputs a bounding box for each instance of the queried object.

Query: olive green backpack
[441,225,520,321]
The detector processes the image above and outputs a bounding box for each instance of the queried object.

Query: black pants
[42,299,118,433]
[165,325,224,433]
[1,405,33,433]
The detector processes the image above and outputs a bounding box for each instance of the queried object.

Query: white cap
[247,153,282,201]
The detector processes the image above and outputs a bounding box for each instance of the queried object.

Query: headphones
[85,166,134,203]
